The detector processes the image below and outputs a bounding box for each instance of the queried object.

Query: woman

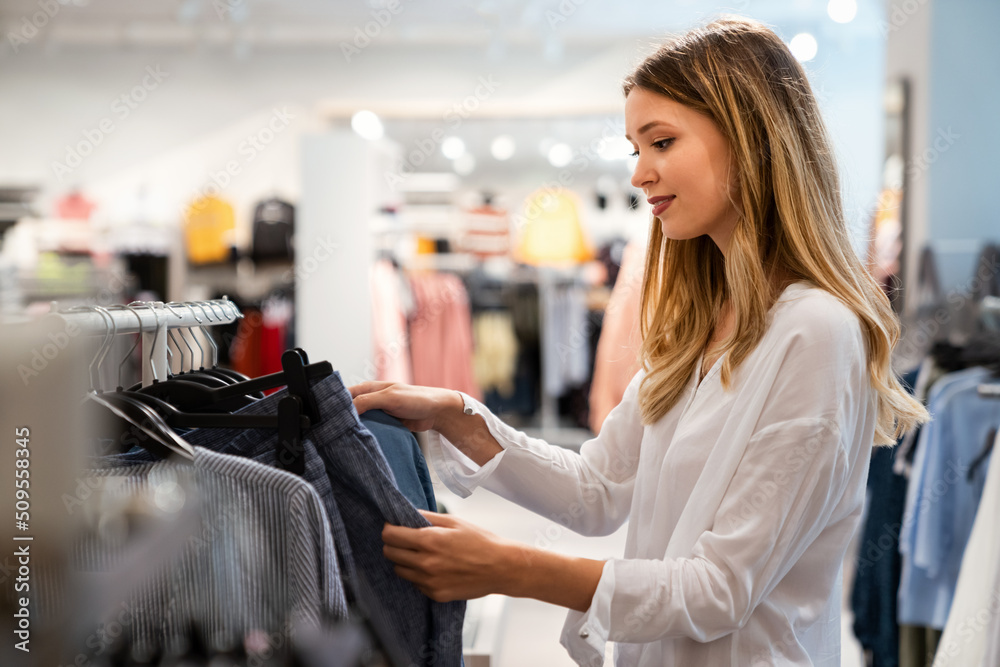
[350,16,928,666]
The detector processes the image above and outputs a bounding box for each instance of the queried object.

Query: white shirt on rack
[428,281,878,667]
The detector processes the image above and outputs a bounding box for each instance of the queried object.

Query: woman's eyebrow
[625,120,677,141]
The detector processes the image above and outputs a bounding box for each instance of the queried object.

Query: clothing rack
[46,298,242,387]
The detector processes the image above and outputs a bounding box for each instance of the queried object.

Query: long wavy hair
[624,16,927,445]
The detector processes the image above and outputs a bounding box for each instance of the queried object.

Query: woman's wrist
[431,389,466,434]
[500,542,605,613]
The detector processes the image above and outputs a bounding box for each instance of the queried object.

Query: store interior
[1,0,999,665]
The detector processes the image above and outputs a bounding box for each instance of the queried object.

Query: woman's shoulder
[770,281,864,349]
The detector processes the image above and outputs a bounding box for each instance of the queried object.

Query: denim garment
[76,447,345,654]
[306,373,465,667]
[899,366,1000,628]
[361,409,437,512]
[849,368,920,667]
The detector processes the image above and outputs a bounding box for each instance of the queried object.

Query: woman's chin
[659,219,699,241]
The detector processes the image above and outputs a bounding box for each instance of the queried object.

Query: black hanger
[138,352,331,417]
[89,392,196,461]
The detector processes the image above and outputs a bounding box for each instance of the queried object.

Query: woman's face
[625,87,740,254]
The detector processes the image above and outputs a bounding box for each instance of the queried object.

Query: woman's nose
[630,158,656,189]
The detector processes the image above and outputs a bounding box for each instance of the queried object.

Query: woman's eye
[653,138,675,150]
[629,150,639,157]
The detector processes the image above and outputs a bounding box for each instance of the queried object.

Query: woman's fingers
[383,543,423,569]
[347,380,394,399]
[382,522,428,549]
[419,510,458,527]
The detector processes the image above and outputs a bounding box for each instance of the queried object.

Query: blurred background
[1,1,998,666]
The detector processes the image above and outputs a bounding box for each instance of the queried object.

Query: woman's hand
[383,510,607,612]
[382,510,517,602]
[348,381,461,432]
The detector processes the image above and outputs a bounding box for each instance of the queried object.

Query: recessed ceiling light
[789,33,818,62]
[442,136,466,160]
[351,110,384,141]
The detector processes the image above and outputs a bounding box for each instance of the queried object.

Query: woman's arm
[352,374,646,537]
[382,509,606,612]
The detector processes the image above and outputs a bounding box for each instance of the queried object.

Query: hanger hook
[92,306,117,391]
[129,301,162,383]
[163,302,189,373]
[67,305,111,392]
[193,303,220,367]
[183,304,207,369]
[115,304,145,390]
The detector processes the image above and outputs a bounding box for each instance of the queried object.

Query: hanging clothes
[898,366,1000,629]
[67,447,347,655]
[408,271,480,399]
[371,258,413,384]
[849,367,921,667]
[542,280,590,397]
[472,311,519,398]
[934,430,1000,665]
[184,195,235,264]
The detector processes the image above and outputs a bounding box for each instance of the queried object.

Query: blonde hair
[624,16,927,445]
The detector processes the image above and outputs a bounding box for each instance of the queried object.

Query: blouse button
[579,627,590,639]
[463,406,474,415]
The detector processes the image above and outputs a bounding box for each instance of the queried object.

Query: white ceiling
[0,0,886,52]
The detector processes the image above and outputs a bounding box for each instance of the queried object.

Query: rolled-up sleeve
[427,372,646,537]
[560,416,850,663]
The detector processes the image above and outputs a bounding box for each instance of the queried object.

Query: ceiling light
[827,0,857,23]
[351,110,384,141]
[547,143,573,168]
[789,33,818,62]
[453,153,476,176]
[442,136,466,160]
[490,135,516,161]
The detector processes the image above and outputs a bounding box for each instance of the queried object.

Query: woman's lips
[649,196,675,216]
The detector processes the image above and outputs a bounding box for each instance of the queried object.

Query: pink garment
[408,272,481,400]
[371,259,413,384]
[589,241,645,433]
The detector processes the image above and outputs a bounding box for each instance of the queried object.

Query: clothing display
[408,271,480,399]
[542,280,590,396]
[849,369,919,667]
[371,257,414,384]
[934,430,1000,665]
[472,310,519,397]
[183,195,235,264]
[30,299,465,667]
[251,197,295,263]
[431,282,877,666]
[897,366,1000,628]
[69,446,347,654]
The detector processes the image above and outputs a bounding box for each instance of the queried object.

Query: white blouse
[429,281,877,666]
